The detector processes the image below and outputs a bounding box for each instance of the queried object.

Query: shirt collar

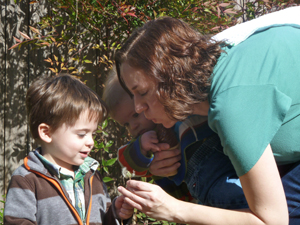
[34,148,99,178]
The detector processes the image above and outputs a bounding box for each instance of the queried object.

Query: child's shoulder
[11,164,32,178]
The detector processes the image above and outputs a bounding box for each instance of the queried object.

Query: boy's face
[43,110,98,171]
[112,96,156,138]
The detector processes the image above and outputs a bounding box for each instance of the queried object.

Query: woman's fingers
[118,181,177,221]
[118,186,145,211]
[126,179,153,192]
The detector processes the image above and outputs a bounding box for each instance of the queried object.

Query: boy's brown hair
[26,74,108,140]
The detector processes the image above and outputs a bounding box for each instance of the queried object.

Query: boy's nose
[129,122,138,133]
[86,134,94,148]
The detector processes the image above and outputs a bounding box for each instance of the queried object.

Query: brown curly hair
[115,16,225,121]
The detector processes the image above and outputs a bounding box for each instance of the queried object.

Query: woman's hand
[118,180,179,221]
[118,145,289,225]
[149,147,181,177]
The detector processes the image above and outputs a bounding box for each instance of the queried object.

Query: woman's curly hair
[115,16,225,121]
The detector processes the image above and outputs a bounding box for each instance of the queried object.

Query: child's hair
[26,74,108,140]
[102,65,129,115]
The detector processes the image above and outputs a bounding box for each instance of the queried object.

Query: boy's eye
[133,113,139,118]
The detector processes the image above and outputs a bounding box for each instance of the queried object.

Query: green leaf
[103,177,113,183]
[102,119,108,129]
[105,140,114,147]
[103,166,109,173]
[105,157,117,166]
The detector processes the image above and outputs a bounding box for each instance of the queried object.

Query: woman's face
[120,61,177,128]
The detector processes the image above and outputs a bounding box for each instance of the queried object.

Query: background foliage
[7,0,299,224]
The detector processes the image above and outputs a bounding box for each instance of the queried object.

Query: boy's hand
[114,195,134,220]
[140,131,163,156]
[149,147,181,177]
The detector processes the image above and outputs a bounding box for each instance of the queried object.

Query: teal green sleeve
[208,85,292,176]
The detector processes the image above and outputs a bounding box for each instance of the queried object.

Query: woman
[116,7,300,225]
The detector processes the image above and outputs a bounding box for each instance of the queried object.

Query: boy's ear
[38,123,52,143]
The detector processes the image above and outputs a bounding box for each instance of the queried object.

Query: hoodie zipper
[24,157,90,225]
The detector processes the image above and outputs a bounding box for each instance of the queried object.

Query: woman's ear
[38,123,52,143]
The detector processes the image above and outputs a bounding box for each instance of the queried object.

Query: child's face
[112,96,156,138]
[43,110,98,171]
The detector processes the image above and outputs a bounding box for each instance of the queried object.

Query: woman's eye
[78,134,86,137]
[133,113,139,118]
[140,91,148,96]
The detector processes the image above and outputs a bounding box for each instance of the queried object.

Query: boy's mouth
[79,151,89,158]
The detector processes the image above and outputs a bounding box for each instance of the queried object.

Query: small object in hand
[122,167,135,179]
[156,124,179,149]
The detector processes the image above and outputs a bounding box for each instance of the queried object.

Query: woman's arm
[118,145,288,225]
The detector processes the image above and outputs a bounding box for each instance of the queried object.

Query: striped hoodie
[4,151,129,225]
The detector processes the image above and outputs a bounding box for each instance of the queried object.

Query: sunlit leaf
[105,140,114,147]
[13,36,21,43]
[49,67,56,73]
[19,31,30,40]
[103,177,113,183]
[219,3,231,7]
[102,119,108,129]
[29,26,41,35]
[44,58,52,63]
[105,158,117,166]
[224,9,237,14]
[40,42,50,46]
[8,43,20,50]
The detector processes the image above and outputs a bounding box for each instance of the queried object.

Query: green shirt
[208,25,300,176]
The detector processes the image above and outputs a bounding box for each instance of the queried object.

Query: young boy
[4,74,133,225]
[103,67,249,209]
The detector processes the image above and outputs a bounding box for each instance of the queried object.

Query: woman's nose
[135,97,147,114]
